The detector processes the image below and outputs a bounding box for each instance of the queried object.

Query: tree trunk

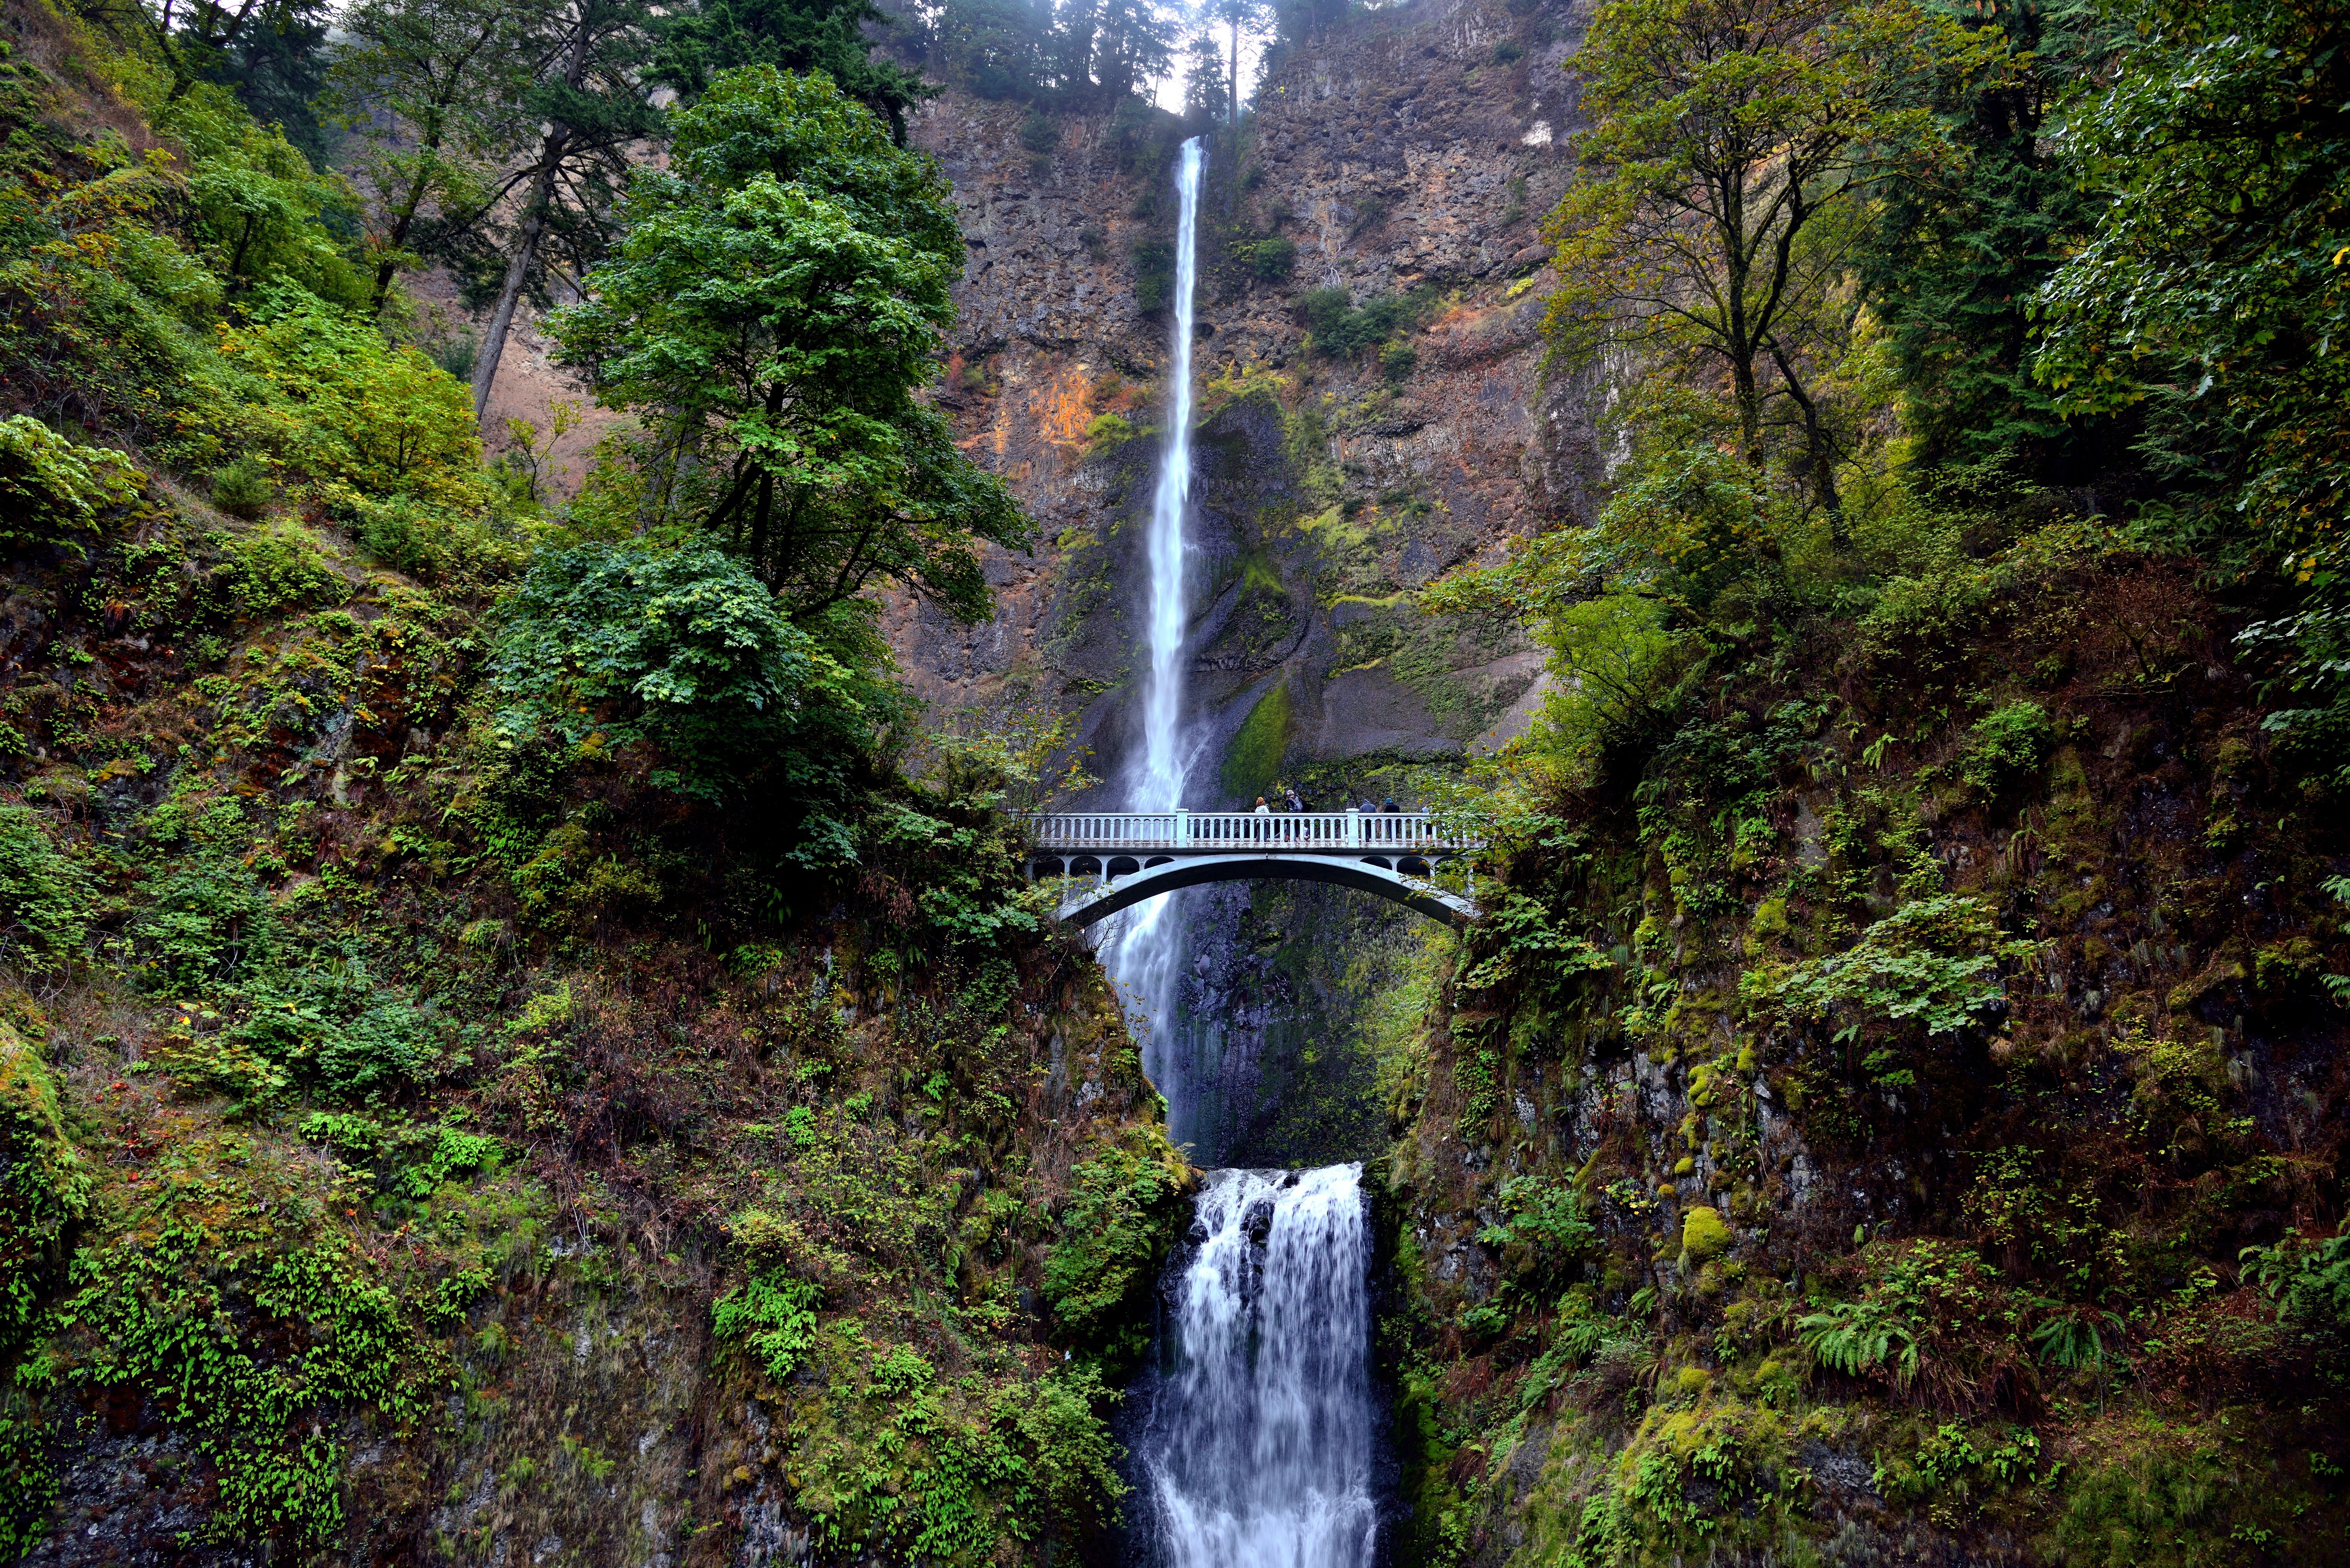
[469,168,554,424]
[470,7,595,424]
[1769,341,1845,543]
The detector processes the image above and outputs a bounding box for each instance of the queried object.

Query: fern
[1798,1299,1921,1385]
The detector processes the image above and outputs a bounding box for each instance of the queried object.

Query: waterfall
[1103,136,1206,1145]
[1139,1164,1380,1568]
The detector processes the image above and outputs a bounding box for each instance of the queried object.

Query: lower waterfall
[1136,1163,1379,1568]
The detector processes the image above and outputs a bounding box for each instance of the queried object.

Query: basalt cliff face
[893,0,1597,790]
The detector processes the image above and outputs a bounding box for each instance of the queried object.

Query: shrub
[1300,286,1420,357]
[1379,339,1418,381]
[1133,237,1175,313]
[209,456,271,519]
[216,290,485,506]
[1041,1140,1185,1368]
[0,418,137,544]
[132,860,278,993]
[488,543,885,802]
[1082,411,1134,457]
[1742,894,2041,1042]
[1493,39,1526,63]
[329,488,524,585]
[1239,236,1296,280]
[712,1265,823,1381]
[223,524,343,615]
[1018,111,1059,154]
[0,808,90,960]
[1959,699,2054,800]
[1478,1173,1599,1286]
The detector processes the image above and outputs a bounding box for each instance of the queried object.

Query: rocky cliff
[896,0,1598,794]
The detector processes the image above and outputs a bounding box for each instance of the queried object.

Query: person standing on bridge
[1286,788,1304,814]
[1253,795,1271,842]
[1383,797,1401,813]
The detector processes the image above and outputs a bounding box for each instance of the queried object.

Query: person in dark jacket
[1382,797,1401,813]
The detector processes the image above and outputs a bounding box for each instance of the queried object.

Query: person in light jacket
[1253,795,1271,842]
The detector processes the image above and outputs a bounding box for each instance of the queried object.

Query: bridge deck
[1027,809,1476,855]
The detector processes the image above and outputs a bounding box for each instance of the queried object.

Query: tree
[548,65,1032,624]
[653,0,935,143]
[2032,0,2350,775]
[330,0,534,317]
[464,0,664,424]
[1542,0,2002,525]
[1858,0,2120,479]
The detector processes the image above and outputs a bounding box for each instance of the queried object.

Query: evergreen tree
[654,0,935,143]
[461,0,664,423]
[1858,0,2118,479]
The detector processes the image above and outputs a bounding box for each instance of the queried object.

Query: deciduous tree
[1543,0,2002,525]
[549,66,1031,623]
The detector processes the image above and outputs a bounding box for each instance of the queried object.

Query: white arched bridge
[1025,811,1484,927]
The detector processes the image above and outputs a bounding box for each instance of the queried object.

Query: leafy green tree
[550,65,1030,624]
[653,0,934,142]
[330,0,535,316]
[1542,0,2002,524]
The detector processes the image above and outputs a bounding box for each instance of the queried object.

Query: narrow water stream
[1137,1166,1380,1568]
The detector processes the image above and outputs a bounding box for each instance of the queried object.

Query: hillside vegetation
[0,2,1185,1562]
[1374,0,2350,1563]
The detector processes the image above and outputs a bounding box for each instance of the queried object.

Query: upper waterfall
[1102,135,1206,1146]
[1136,133,1205,813]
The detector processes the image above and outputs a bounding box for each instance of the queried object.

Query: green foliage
[0,1021,92,1340]
[222,522,343,615]
[1478,1174,1599,1287]
[216,290,485,505]
[548,65,1030,624]
[1796,1240,2029,1406]
[131,857,278,994]
[1236,235,1296,280]
[1040,1140,1183,1367]
[1744,894,2040,1040]
[0,417,137,543]
[488,542,889,804]
[1132,235,1174,313]
[231,962,437,1100]
[1958,699,2053,800]
[1300,285,1420,358]
[1799,1295,1921,1384]
[1018,110,1058,154]
[1543,0,2002,505]
[1858,0,2110,473]
[0,808,90,961]
[713,1265,823,1381]
[2240,1229,2350,1356]
[1082,410,1134,457]
[209,455,272,519]
[39,1227,431,1548]
[328,488,524,585]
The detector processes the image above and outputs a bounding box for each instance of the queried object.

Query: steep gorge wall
[895,0,1599,792]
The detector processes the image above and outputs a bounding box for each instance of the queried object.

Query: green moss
[1220,678,1293,800]
[1680,1205,1731,1263]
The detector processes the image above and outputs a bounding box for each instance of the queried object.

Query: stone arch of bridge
[1032,853,1477,929]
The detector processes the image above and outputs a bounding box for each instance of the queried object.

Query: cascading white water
[1103,136,1206,1143]
[1141,1164,1379,1568]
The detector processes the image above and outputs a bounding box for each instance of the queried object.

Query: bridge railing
[1026,810,1479,852]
